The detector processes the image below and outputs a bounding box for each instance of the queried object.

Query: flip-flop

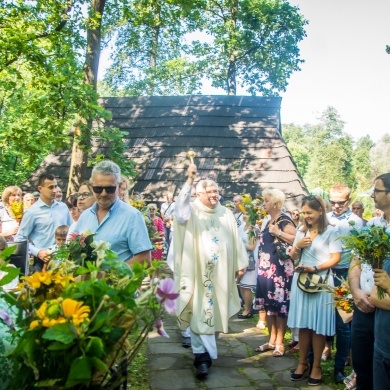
[254,342,275,352]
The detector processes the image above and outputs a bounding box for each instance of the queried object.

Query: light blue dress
[287,225,342,336]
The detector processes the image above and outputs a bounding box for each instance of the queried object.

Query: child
[43,225,69,271]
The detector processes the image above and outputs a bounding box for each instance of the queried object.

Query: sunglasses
[92,186,117,194]
[329,199,348,206]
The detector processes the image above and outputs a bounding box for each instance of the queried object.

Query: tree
[352,135,374,192]
[102,0,205,95]
[282,123,310,178]
[370,134,390,177]
[195,0,307,95]
[0,0,100,190]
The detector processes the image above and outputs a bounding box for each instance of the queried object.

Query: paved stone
[147,315,339,390]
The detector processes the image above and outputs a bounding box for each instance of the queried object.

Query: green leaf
[42,323,77,344]
[65,356,92,388]
[85,336,105,358]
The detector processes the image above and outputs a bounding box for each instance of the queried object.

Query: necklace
[309,228,318,233]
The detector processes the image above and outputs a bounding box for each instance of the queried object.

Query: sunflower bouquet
[238,194,267,238]
[0,237,179,389]
[319,276,354,323]
[340,222,390,298]
[9,200,23,222]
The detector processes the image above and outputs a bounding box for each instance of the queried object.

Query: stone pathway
[147,316,336,390]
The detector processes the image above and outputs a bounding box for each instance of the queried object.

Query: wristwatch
[313,266,319,274]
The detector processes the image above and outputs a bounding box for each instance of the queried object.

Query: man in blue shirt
[326,183,364,383]
[70,160,152,267]
[15,173,72,272]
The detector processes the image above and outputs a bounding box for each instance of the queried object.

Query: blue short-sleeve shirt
[72,199,153,262]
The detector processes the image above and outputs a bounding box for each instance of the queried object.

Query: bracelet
[294,246,301,251]
[278,230,282,237]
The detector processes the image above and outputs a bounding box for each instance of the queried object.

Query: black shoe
[181,337,191,348]
[334,371,345,383]
[308,376,322,386]
[196,363,208,378]
[291,366,310,381]
[237,312,253,319]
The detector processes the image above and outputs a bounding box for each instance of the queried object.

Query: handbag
[273,217,293,261]
[297,270,330,293]
[274,239,291,261]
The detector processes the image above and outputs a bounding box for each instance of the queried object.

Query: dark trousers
[373,351,390,390]
[32,256,44,273]
[333,268,351,373]
[351,305,375,390]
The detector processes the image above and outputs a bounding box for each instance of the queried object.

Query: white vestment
[173,183,248,335]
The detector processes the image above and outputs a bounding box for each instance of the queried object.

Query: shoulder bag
[273,216,293,261]
[296,246,330,293]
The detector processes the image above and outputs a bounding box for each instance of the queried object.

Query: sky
[279,0,390,142]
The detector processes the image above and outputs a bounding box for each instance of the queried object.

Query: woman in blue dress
[288,195,342,386]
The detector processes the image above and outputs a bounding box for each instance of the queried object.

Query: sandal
[272,344,285,357]
[344,372,357,390]
[254,342,275,352]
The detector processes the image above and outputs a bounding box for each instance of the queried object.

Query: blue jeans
[333,268,351,373]
[373,351,390,390]
[351,304,374,390]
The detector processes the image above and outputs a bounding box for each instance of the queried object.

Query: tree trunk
[67,0,107,195]
[227,1,238,96]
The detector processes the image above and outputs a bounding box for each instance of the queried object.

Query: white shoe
[256,320,266,330]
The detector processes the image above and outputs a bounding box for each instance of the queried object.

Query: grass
[126,341,151,390]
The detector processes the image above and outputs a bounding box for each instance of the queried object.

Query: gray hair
[91,160,121,183]
[196,179,219,194]
[262,188,285,210]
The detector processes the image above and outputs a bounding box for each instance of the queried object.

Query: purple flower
[156,319,169,338]
[156,278,179,314]
[0,309,14,328]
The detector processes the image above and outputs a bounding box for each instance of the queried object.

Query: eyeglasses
[76,192,93,199]
[149,208,156,210]
[292,213,300,216]
[92,186,117,194]
[329,199,349,206]
[372,188,389,194]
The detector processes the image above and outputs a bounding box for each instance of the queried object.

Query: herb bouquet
[0,235,179,389]
[341,223,390,299]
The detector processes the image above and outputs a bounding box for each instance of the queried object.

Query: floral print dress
[254,214,294,317]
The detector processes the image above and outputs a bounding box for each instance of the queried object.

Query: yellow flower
[61,298,90,326]
[51,272,74,288]
[22,271,54,289]
[29,298,90,330]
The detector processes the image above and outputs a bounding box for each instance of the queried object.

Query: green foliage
[103,0,204,95]
[196,0,308,95]
[3,236,173,389]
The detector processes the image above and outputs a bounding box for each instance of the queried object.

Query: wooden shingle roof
[24,95,307,207]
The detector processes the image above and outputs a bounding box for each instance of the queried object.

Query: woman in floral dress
[254,188,296,357]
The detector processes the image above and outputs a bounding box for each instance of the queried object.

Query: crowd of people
[1,161,390,389]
